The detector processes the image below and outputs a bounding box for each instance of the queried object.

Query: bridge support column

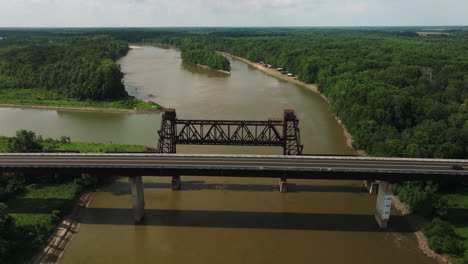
[374,181,395,229]
[364,180,378,195]
[172,175,181,190]
[129,176,145,223]
[279,177,287,193]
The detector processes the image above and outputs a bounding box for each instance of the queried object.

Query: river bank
[32,191,96,264]
[219,51,358,154]
[0,103,162,114]
[191,62,231,75]
[392,197,453,264]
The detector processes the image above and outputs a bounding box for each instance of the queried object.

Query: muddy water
[59,46,433,264]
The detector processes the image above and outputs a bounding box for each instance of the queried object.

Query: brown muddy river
[52,46,432,263]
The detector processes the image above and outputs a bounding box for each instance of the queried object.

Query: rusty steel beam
[156,109,303,155]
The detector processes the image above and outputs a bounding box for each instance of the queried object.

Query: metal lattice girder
[283,109,303,155]
[176,121,283,146]
[157,108,177,153]
[156,109,303,155]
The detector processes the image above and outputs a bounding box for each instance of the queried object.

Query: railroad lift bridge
[156,108,303,191]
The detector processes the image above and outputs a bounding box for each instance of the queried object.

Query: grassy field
[5,182,81,262]
[8,183,80,226]
[0,135,148,153]
[45,141,147,152]
[444,186,468,258]
[0,88,161,111]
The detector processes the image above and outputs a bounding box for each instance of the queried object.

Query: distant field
[417,32,450,36]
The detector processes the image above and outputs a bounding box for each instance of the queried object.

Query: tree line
[174,31,468,160]
[0,35,129,100]
[179,39,230,71]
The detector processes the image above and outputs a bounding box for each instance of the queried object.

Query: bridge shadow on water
[105,180,367,196]
[79,207,414,233]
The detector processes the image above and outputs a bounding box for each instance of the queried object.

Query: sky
[0,0,467,27]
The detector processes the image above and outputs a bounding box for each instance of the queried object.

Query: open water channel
[0,46,434,263]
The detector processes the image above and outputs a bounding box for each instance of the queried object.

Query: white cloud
[0,0,467,27]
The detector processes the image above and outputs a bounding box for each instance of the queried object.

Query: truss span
[157,109,303,155]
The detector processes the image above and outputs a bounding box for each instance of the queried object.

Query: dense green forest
[0,35,128,100]
[0,33,160,110]
[0,130,147,263]
[181,48,230,72]
[169,31,468,160]
[178,38,230,71]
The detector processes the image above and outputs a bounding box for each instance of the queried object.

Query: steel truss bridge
[157,109,303,155]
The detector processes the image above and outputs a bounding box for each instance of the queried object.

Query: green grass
[8,183,80,226]
[442,186,468,264]
[5,182,81,262]
[47,141,147,152]
[444,186,468,238]
[0,135,148,153]
[0,88,161,111]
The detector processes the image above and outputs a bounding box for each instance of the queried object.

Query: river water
[0,46,433,263]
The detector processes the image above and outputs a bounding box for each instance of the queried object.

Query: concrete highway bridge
[1,109,466,229]
[1,153,466,228]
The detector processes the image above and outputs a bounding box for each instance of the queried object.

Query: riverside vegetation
[0,28,467,263]
[0,34,159,111]
[0,130,147,263]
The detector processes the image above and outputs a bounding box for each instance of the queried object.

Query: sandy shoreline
[219,51,358,154]
[0,103,162,114]
[32,191,96,264]
[190,62,231,75]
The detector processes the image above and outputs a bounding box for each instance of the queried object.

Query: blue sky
[0,0,467,27]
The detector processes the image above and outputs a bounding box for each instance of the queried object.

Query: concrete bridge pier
[279,177,287,193]
[374,181,395,229]
[364,180,378,194]
[172,175,181,190]
[129,176,145,223]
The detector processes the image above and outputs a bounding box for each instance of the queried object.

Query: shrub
[423,218,464,255]
[7,130,43,152]
[463,250,468,264]
[396,181,448,218]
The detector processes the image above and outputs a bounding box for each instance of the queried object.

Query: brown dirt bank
[392,196,453,264]
[32,192,96,264]
[0,104,162,114]
[190,62,231,75]
[219,51,359,154]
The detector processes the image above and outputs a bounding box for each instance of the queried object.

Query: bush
[0,203,14,263]
[423,218,464,255]
[463,250,468,264]
[7,130,43,152]
[396,181,448,218]
[0,172,25,201]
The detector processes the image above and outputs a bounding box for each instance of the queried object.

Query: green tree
[7,130,43,152]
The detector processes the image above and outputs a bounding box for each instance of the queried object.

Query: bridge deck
[0,154,466,181]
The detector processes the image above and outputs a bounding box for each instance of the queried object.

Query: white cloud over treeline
[0,0,466,27]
